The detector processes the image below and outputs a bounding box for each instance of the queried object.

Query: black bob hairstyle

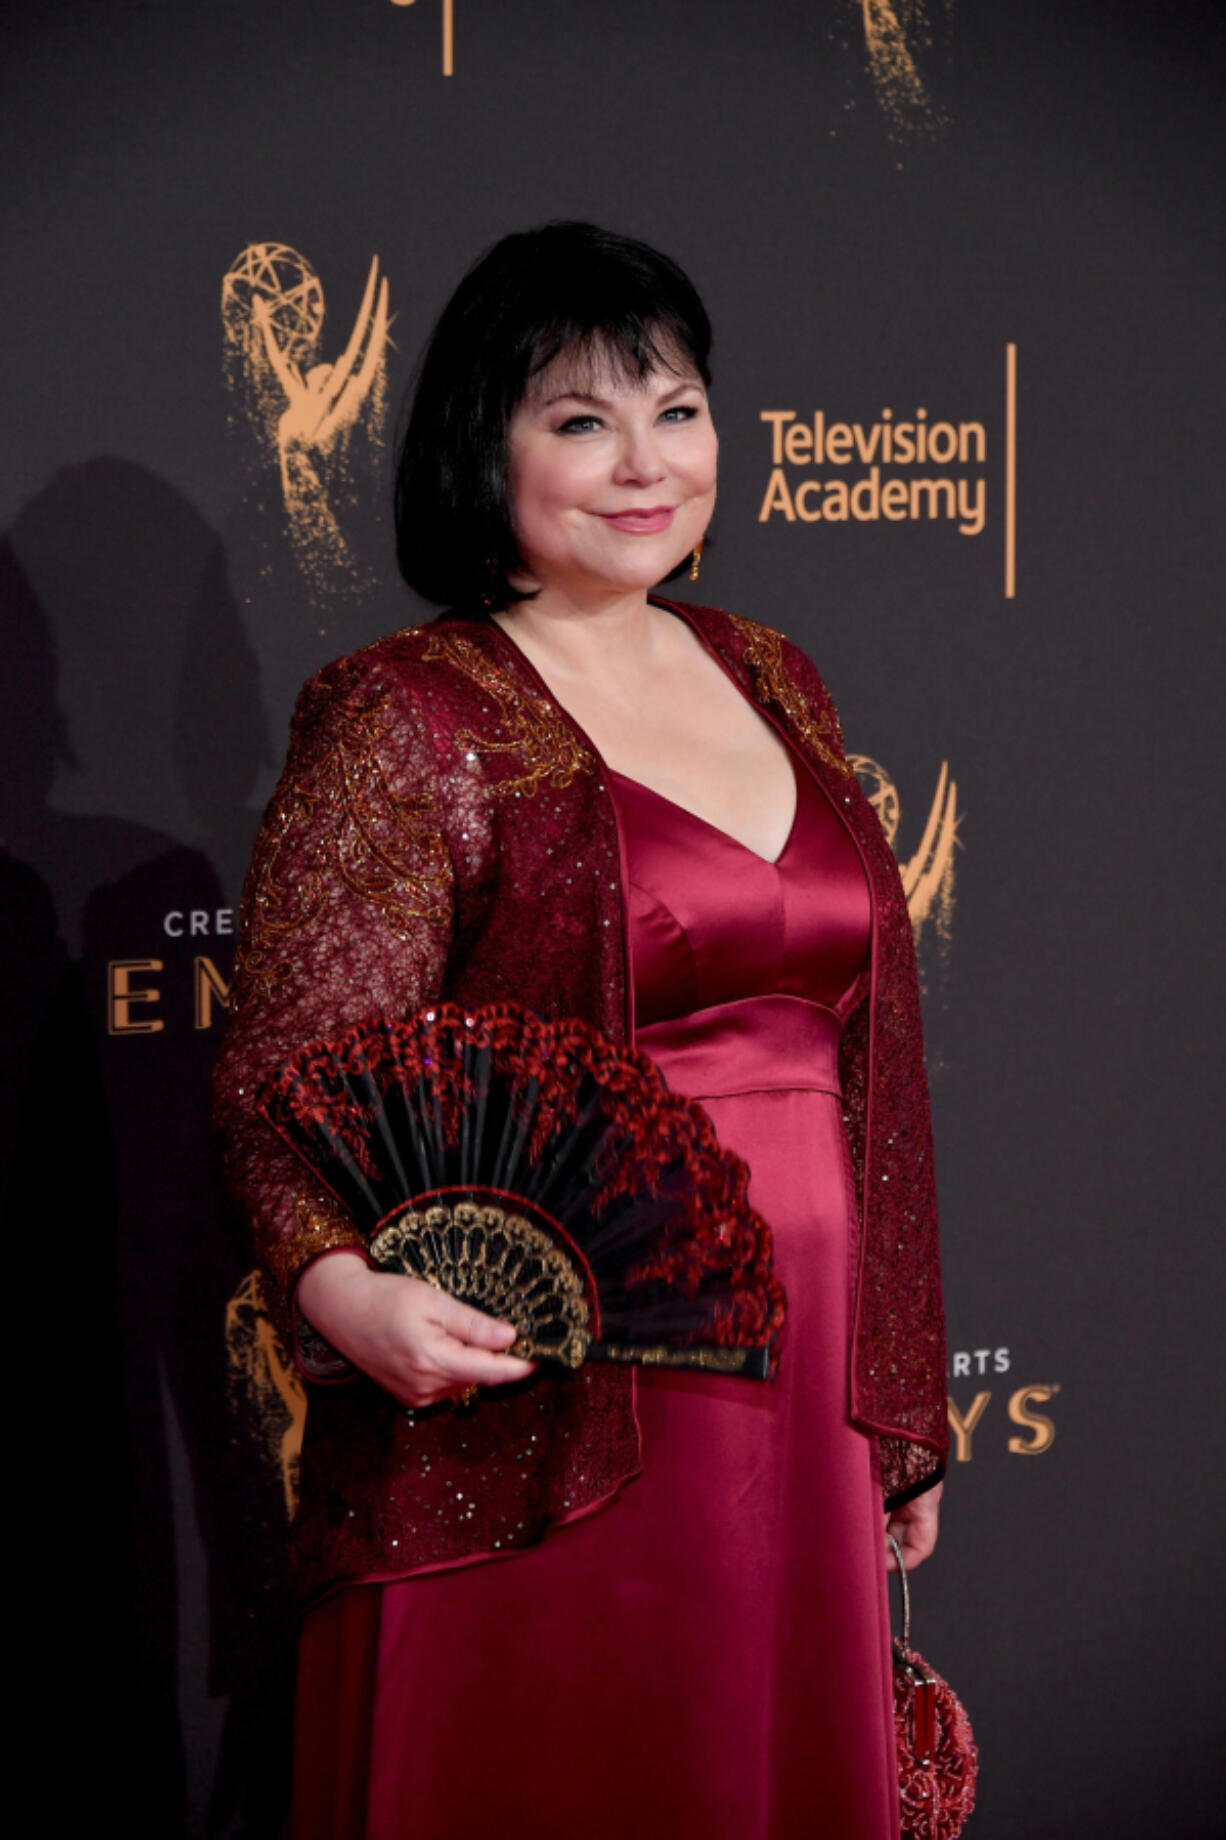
[394,221,712,612]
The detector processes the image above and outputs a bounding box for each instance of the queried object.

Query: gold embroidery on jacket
[423,632,596,798]
[236,692,452,994]
[264,1191,367,1297]
[725,613,850,775]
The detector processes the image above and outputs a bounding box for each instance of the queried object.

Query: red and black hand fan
[256,1001,785,1377]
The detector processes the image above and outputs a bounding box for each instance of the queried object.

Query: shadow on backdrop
[2,461,295,1839]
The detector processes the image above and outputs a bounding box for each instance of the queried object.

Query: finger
[433,1344,538,1388]
[901,1531,935,1569]
[382,1357,534,1413]
[387,1377,454,1411]
[429,1293,520,1350]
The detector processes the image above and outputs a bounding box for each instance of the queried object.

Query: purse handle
[886,1531,912,1648]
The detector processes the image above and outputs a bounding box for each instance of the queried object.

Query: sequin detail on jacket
[725,612,850,776]
[421,630,597,797]
[234,683,452,1000]
[210,600,947,1604]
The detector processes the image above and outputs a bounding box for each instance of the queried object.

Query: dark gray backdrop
[3,2,1223,1834]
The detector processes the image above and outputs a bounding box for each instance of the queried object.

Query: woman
[212,222,948,1839]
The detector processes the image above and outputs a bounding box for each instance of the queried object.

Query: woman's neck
[491,585,669,680]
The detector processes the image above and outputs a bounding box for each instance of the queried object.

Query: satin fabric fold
[636,991,843,1099]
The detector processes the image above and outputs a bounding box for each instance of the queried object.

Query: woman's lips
[595,506,675,533]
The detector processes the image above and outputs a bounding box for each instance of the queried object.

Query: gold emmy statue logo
[858,0,949,138]
[221,243,391,587]
[851,754,958,952]
[225,1269,307,1518]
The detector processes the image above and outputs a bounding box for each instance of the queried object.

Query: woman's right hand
[295,1249,538,1409]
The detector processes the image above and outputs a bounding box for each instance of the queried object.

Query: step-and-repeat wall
[3,3,1221,1834]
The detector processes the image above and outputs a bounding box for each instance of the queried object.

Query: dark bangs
[394,222,712,611]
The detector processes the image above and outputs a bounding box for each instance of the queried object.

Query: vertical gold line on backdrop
[443,0,454,75]
[1005,341,1017,599]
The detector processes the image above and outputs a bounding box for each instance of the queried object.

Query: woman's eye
[659,405,699,424]
[557,415,602,434]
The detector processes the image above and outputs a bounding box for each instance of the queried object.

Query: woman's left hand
[884,1479,943,1571]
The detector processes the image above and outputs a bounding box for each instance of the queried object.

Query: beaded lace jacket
[210,596,948,1603]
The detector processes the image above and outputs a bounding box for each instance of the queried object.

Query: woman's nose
[613,424,667,485]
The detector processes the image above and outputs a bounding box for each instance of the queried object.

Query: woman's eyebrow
[542,390,610,408]
[541,380,700,409]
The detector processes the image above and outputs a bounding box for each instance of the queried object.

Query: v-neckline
[605,754,802,869]
[480,595,805,865]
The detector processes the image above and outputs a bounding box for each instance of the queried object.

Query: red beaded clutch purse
[887,1534,979,1839]
[257,1001,786,1377]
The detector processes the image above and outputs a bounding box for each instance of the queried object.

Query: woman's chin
[513,540,700,603]
[584,545,699,596]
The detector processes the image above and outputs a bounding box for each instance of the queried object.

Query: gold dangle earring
[689,541,703,581]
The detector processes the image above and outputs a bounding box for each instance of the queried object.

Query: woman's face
[506,341,717,600]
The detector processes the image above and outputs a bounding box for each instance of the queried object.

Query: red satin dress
[292,740,900,1840]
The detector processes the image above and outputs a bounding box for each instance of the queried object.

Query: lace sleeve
[210,655,454,1369]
